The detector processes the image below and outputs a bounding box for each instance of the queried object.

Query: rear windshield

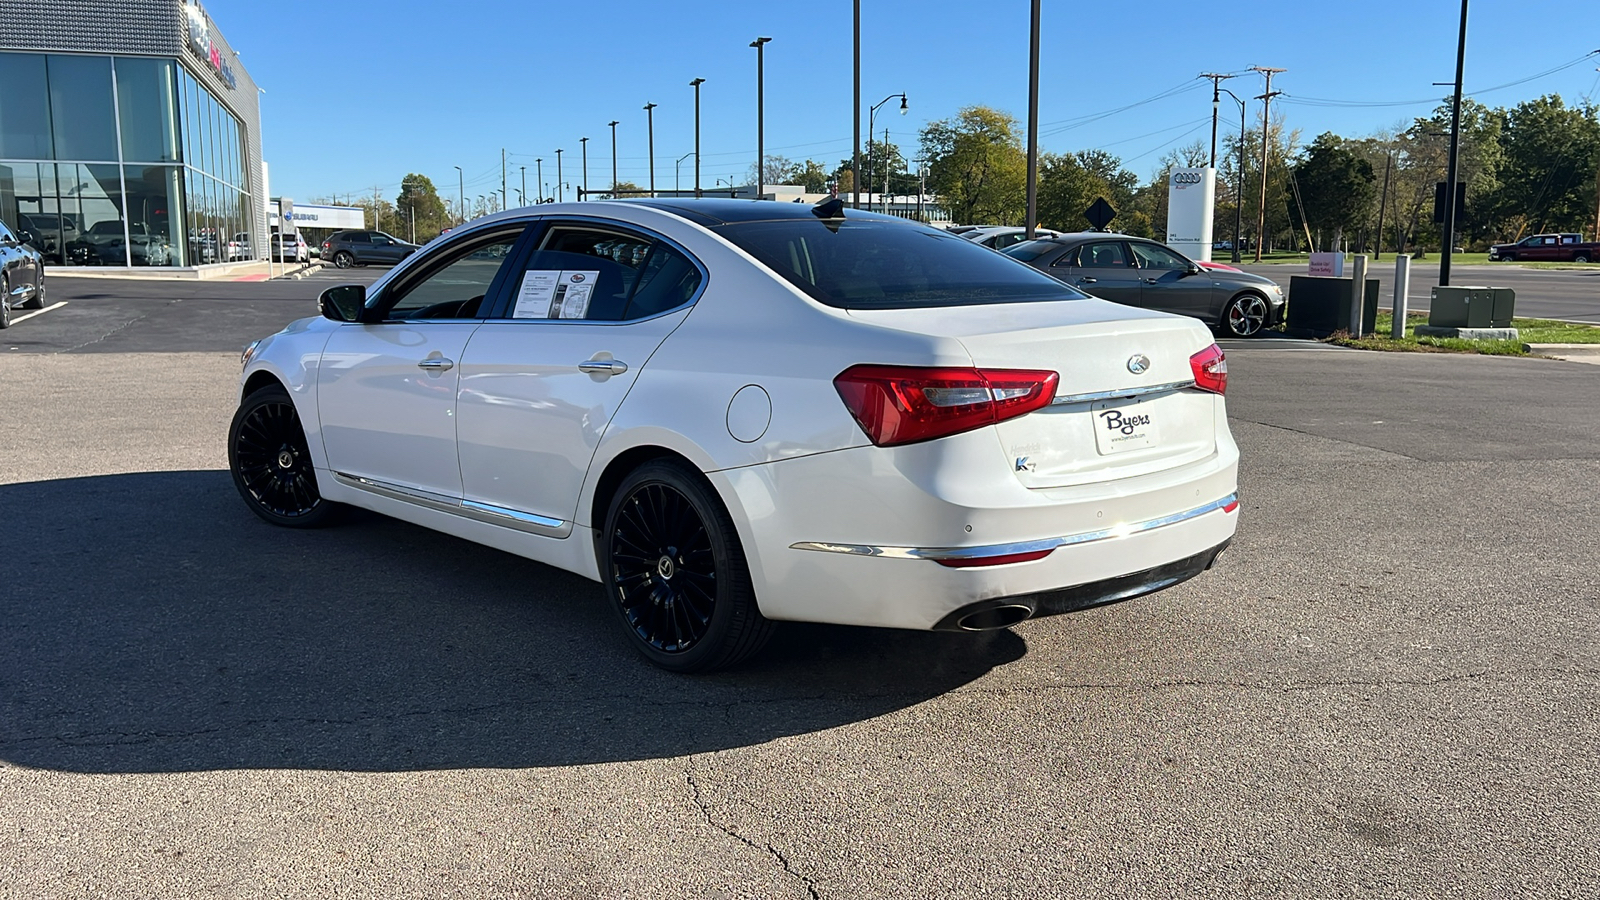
[715,219,1087,310]
[1001,240,1059,262]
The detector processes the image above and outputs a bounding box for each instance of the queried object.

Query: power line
[1279,50,1599,108]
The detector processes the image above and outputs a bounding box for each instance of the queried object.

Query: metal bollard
[1349,254,1368,338]
[1392,254,1411,339]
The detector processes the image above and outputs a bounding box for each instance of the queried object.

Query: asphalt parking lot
[2,274,1598,897]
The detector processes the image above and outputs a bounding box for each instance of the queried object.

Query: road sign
[1084,197,1115,231]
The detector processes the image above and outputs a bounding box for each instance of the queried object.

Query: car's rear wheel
[601,459,773,673]
[334,251,353,269]
[24,269,46,309]
[0,275,11,329]
[228,384,340,528]
[1575,253,1591,263]
[1220,292,1269,338]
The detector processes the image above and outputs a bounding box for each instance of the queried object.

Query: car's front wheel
[601,459,774,673]
[334,251,354,269]
[1220,292,1269,338]
[228,383,340,528]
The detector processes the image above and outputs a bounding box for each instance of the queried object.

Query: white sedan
[230,199,1239,672]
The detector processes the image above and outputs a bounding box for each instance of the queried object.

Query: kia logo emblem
[1172,172,1203,185]
[1127,354,1150,375]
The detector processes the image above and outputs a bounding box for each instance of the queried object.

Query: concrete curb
[1528,343,1600,363]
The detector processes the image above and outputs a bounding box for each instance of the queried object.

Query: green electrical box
[1489,287,1516,327]
[1429,286,1497,328]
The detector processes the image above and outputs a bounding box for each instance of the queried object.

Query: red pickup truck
[1488,233,1600,262]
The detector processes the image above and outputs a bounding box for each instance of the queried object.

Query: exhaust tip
[956,604,1034,631]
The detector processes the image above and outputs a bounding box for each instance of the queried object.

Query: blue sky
[209,0,1598,206]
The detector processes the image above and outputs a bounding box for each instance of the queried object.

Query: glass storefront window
[47,55,117,161]
[115,58,179,163]
[0,54,54,159]
[124,165,182,266]
[61,164,126,265]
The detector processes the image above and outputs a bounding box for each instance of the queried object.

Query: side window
[380,228,524,320]
[992,232,1026,250]
[0,221,14,242]
[503,223,697,322]
[1130,243,1189,270]
[1080,242,1129,268]
[1049,246,1080,267]
[346,232,370,245]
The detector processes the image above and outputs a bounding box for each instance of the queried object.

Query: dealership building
[0,0,265,268]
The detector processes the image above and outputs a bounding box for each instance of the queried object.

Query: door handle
[1141,277,1159,284]
[417,357,454,371]
[1077,276,1097,284]
[578,358,629,376]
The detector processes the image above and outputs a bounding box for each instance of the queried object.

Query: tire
[1575,253,1591,263]
[1502,253,1516,262]
[0,275,10,329]
[334,251,354,269]
[1219,292,1269,338]
[601,459,774,673]
[228,383,341,528]
[24,268,46,309]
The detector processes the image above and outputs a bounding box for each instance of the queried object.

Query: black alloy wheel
[602,460,773,672]
[334,250,354,269]
[0,276,11,329]
[23,268,46,309]
[228,384,340,527]
[1221,293,1269,338]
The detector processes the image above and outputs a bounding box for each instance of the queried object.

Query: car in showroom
[0,216,48,329]
[320,230,420,268]
[1004,233,1284,338]
[231,200,1239,671]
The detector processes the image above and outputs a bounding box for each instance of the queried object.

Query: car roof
[617,197,908,227]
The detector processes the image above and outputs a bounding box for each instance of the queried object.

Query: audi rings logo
[1171,172,1204,185]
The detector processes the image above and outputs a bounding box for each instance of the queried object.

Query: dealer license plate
[1092,398,1160,454]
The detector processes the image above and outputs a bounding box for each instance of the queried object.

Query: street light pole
[1025,0,1040,238]
[608,120,619,198]
[690,78,705,198]
[1221,88,1247,264]
[521,166,527,207]
[852,0,860,209]
[867,93,907,214]
[676,151,693,195]
[555,149,563,202]
[643,102,657,198]
[1199,73,1237,168]
[535,159,543,203]
[580,137,588,201]
[1440,0,1469,287]
[750,36,771,199]
[452,165,464,224]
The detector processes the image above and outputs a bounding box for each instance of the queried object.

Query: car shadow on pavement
[0,471,1023,774]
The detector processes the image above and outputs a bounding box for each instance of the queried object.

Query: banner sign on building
[1166,167,1216,262]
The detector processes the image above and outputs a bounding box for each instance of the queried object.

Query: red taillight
[1190,343,1228,395]
[833,365,1059,447]
[935,548,1055,568]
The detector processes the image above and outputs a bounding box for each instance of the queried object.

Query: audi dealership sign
[1166,167,1216,262]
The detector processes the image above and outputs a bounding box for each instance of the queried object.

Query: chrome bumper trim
[1050,379,1195,406]
[790,492,1238,562]
[334,472,568,536]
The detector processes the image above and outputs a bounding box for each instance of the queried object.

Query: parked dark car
[1004,233,1285,337]
[320,230,419,268]
[0,217,48,328]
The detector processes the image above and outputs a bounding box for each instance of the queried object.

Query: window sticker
[511,269,599,319]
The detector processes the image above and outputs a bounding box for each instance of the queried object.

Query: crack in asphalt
[685,761,821,900]
[1231,418,1420,461]
[56,297,186,354]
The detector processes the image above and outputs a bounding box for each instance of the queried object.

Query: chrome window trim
[334,472,569,537]
[1049,379,1195,406]
[789,492,1237,561]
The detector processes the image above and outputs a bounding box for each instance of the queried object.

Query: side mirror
[17,230,37,246]
[319,284,366,322]
[1187,263,1202,276]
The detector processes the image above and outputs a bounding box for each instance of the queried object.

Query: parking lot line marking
[8,300,68,324]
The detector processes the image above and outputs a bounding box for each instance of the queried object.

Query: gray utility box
[1430,285,1515,328]
[1285,275,1379,337]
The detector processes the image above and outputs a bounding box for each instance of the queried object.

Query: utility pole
[751,37,771,199]
[580,137,588,201]
[521,166,527,207]
[555,149,563,202]
[1251,66,1286,262]
[1376,152,1392,259]
[537,159,544,202]
[373,185,380,231]
[643,102,657,198]
[1439,0,1469,287]
[1025,0,1040,238]
[852,0,860,209]
[690,78,705,198]
[883,126,891,214]
[501,148,507,211]
[608,120,619,198]
[453,165,464,225]
[1198,72,1237,168]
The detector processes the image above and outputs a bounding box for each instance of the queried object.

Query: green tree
[919,106,1027,225]
[1490,94,1600,236]
[1293,133,1377,250]
[600,180,645,200]
[746,154,796,187]
[395,173,449,243]
[1036,152,1109,231]
[788,159,831,192]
